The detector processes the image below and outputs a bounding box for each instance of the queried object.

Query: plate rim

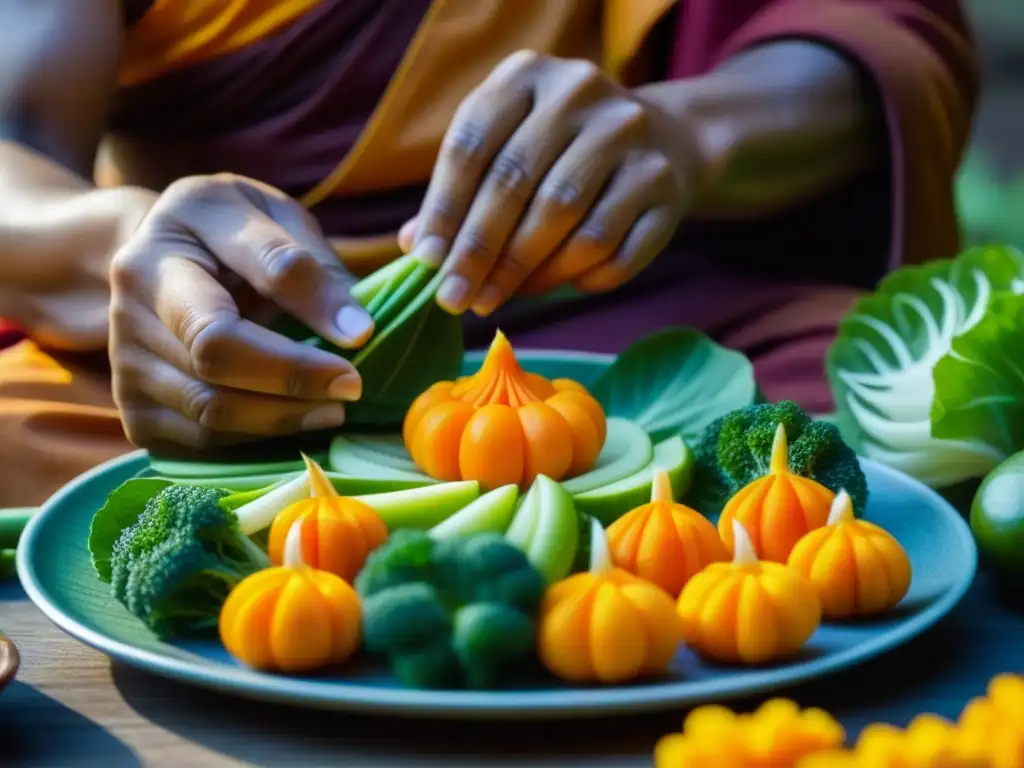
[15,350,979,719]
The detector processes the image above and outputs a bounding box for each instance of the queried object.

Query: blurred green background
[957,1,1024,247]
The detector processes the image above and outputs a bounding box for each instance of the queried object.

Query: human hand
[109,174,375,452]
[400,50,699,316]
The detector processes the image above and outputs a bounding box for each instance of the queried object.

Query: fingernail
[301,404,346,431]
[437,275,470,313]
[412,235,446,267]
[336,305,374,344]
[328,373,362,401]
[471,285,502,317]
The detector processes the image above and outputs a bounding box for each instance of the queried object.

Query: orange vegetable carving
[677,520,821,665]
[718,423,834,563]
[219,519,362,673]
[268,454,388,583]
[403,330,606,490]
[787,490,912,620]
[607,468,727,597]
[538,567,682,683]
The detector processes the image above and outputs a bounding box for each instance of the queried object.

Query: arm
[0,0,157,351]
[680,0,978,265]
[637,41,879,219]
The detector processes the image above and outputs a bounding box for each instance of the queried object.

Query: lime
[970,450,1024,578]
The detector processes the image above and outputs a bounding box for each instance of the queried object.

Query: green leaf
[88,478,173,583]
[827,244,1024,487]
[345,269,463,426]
[931,292,1024,462]
[589,327,758,443]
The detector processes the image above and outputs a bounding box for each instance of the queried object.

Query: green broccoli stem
[235,532,271,570]
[0,549,16,581]
[0,507,38,550]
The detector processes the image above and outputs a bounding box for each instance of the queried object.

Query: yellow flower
[796,716,991,768]
[654,699,845,767]
[958,674,1024,768]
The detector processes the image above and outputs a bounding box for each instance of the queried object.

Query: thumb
[398,217,419,253]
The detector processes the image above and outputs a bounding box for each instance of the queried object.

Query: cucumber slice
[505,475,579,583]
[561,418,653,494]
[329,434,425,476]
[354,481,480,530]
[147,451,328,479]
[430,484,519,539]
[574,436,694,525]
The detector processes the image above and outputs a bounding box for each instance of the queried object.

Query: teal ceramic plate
[17,351,977,719]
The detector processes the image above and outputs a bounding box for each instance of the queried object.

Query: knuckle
[488,150,533,197]
[283,363,316,400]
[574,217,618,251]
[258,244,315,291]
[422,194,462,238]
[108,249,148,295]
[494,251,535,285]
[537,179,586,215]
[162,175,226,208]
[185,314,234,379]
[503,49,541,73]
[181,381,221,428]
[646,154,676,185]
[454,231,497,268]
[442,122,488,166]
[567,58,603,88]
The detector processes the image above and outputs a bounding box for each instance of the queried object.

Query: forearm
[0,142,156,336]
[637,40,879,218]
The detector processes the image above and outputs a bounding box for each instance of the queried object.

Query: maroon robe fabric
[79,2,985,412]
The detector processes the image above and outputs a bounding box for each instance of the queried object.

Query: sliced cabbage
[827,245,1024,488]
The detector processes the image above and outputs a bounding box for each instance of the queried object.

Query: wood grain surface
[2,568,1024,768]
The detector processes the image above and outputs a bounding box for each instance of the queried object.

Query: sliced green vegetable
[574,436,692,525]
[0,549,15,581]
[561,418,653,494]
[430,484,519,539]
[0,507,38,550]
[328,435,432,482]
[590,327,759,443]
[354,481,480,530]
[147,453,328,480]
[932,292,1024,465]
[89,478,174,582]
[505,475,579,583]
[828,244,1024,488]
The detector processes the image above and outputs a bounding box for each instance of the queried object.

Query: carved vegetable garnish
[268,455,388,583]
[403,331,607,490]
[606,468,727,597]
[717,423,835,562]
[538,566,682,684]
[219,520,362,673]
[677,520,821,665]
[788,490,912,620]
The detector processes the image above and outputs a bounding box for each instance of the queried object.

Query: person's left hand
[398,50,700,317]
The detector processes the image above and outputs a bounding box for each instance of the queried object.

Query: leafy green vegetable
[932,292,1024,462]
[89,478,173,582]
[278,254,464,427]
[107,485,269,637]
[685,401,867,517]
[356,529,546,689]
[590,327,759,443]
[827,244,1024,488]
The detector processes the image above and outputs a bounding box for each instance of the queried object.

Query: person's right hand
[109,174,375,453]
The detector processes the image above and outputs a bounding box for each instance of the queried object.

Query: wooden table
[2,570,1023,768]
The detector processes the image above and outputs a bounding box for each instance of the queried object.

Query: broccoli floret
[684,400,868,517]
[356,530,546,689]
[110,485,270,638]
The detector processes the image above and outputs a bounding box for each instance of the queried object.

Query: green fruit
[429,484,519,539]
[573,436,693,525]
[505,475,579,582]
[970,450,1024,579]
[561,418,653,494]
[355,481,480,530]
[328,434,433,484]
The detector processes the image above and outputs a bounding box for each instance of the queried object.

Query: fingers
[147,257,363,401]
[573,205,679,293]
[410,52,536,274]
[522,153,678,294]
[398,217,418,253]
[470,125,623,314]
[159,177,373,349]
[120,349,346,440]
